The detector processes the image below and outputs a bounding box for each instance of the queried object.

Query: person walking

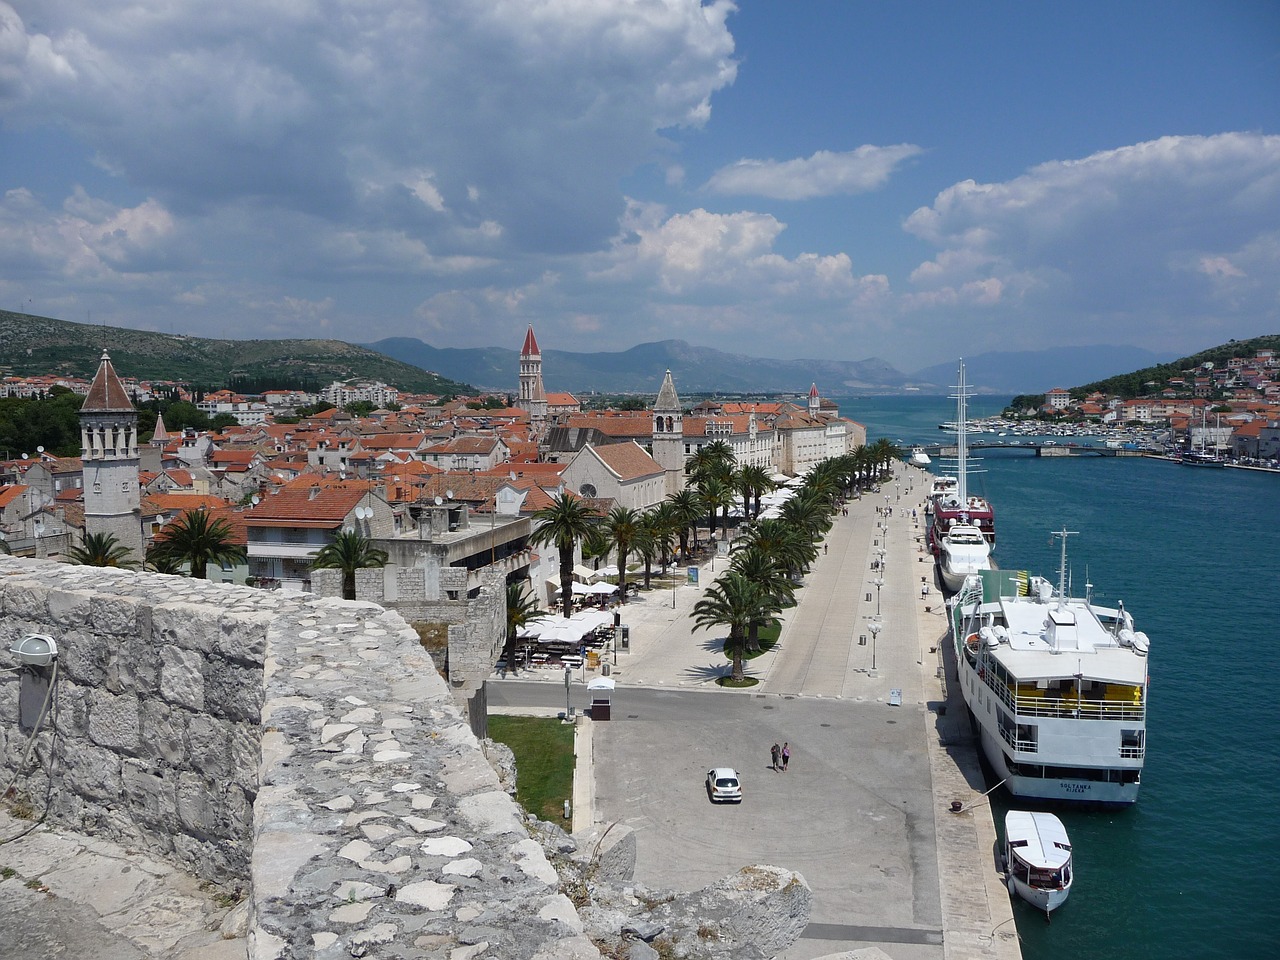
[770,742,780,771]
[781,742,790,772]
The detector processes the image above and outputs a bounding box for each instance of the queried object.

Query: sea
[839,393,1279,960]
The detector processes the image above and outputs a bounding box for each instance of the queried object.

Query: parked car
[705,767,742,803]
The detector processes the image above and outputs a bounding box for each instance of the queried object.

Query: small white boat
[937,522,992,591]
[1004,810,1073,915]
[910,448,931,467]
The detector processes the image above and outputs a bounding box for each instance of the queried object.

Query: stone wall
[0,557,269,881]
[0,556,600,959]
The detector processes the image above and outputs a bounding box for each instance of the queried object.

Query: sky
[1,1,1278,373]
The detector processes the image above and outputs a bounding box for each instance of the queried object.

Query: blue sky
[1,1,1277,373]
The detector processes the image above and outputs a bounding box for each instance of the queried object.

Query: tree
[728,544,796,652]
[311,530,389,600]
[148,508,246,579]
[529,493,599,618]
[692,571,780,682]
[635,506,677,588]
[735,464,773,519]
[66,531,137,568]
[696,475,734,541]
[503,580,542,675]
[666,488,702,557]
[601,506,641,602]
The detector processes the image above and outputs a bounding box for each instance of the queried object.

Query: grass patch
[716,676,760,688]
[743,622,780,661]
[487,716,576,822]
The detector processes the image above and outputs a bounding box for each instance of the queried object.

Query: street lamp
[868,619,882,673]
[564,666,573,720]
[871,577,884,617]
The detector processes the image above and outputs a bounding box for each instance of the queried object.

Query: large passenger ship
[949,531,1149,805]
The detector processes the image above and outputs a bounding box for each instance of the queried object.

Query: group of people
[770,741,791,772]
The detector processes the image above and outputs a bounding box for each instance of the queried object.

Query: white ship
[949,530,1149,805]
[937,522,992,591]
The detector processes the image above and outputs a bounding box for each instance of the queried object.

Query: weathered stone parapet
[0,558,271,882]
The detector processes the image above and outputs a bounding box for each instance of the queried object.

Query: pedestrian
[823,543,828,555]
[770,742,780,771]
[781,742,790,772]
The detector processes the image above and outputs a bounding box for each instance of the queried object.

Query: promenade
[494,469,1021,960]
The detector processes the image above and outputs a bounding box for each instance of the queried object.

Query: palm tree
[636,505,677,588]
[697,475,734,542]
[311,530,389,600]
[736,517,815,581]
[601,505,642,602]
[666,488,702,558]
[148,508,246,579]
[503,580,542,675]
[530,493,599,618]
[66,531,137,568]
[735,464,773,519]
[692,571,780,682]
[728,544,796,651]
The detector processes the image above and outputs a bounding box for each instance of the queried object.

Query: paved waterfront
[493,468,1021,960]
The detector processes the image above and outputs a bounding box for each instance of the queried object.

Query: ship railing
[998,727,1038,753]
[985,672,1145,722]
[1119,745,1145,759]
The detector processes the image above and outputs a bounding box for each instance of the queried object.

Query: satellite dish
[445,489,454,500]
[434,496,443,506]
[251,495,261,505]
[21,453,27,460]
[36,445,44,453]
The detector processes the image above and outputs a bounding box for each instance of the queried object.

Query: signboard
[687,566,699,586]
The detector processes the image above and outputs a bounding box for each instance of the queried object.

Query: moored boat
[949,530,1149,805]
[937,522,992,591]
[929,360,995,555]
[1004,810,1073,915]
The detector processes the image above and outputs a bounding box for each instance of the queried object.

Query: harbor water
[844,394,1279,959]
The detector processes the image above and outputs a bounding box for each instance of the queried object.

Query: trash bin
[591,698,611,720]
[602,662,611,676]
[619,626,630,650]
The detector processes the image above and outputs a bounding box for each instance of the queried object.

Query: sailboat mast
[956,360,968,503]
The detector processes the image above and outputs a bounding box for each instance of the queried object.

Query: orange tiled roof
[244,486,368,528]
[591,442,663,480]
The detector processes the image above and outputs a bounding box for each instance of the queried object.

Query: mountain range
[0,310,1178,397]
[366,336,1177,396]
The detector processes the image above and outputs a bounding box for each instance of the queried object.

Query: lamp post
[868,619,882,673]
[564,666,573,720]
[871,577,884,617]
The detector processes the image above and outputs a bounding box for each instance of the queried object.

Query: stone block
[152,603,218,655]
[121,758,176,830]
[160,645,207,711]
[214,614,269,665]
[58,628,108,686]
[311,568,343,598]
[185,713,232,781]
[139,697,187,767]
[106,637,161,696]
[175,770,221,837]
[45,588,93,630]
[203,662,264,723]
[89,594,145,637]
[88,689,142,755]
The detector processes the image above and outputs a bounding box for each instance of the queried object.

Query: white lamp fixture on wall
[10,633,58,667]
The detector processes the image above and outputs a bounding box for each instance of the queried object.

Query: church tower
[651,369,685,495]
[808,382,821,419]
[517,325,548,434]
[80,350,143,560]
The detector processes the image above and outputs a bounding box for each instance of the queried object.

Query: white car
[705,767,742,803]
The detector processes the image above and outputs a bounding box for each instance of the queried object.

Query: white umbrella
[570,609,613,629]
[571,582,595,595]
[596,564,620,577]
[572,564,599,582]
[586,676,616,691]
[588,582,617,595]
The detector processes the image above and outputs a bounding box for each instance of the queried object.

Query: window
[579,483,597,498]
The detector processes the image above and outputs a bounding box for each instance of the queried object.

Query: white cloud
[705,144,923,199]
[901,133,1280,352]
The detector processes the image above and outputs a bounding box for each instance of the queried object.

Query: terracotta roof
[564,414,651,438]
[244,486,368,528]
[142,493,231,514]
[545,392,579,406]
[81,351,135,413]
[591,442,663,481]
[521,325,540,357]
[0,485,28,509]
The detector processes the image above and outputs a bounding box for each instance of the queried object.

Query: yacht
[937,522,992,591]
[929,360,995,552]
[949,530,1149,805]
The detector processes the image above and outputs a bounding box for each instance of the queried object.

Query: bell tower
[652,369,685,495]
[80,350,143,561]
[517,325,547,433]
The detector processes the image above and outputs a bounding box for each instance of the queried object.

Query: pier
[921,441,1147,458]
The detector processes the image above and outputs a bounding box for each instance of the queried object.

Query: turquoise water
[842,395,1280,959]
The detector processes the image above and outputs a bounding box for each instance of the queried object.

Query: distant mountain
[365,337,922,394]
[911,346,1179,395]
[0,312,472,395]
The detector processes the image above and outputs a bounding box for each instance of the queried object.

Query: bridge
[916,442,1148,458]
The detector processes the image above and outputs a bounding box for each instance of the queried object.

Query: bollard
[563,799,571,819]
